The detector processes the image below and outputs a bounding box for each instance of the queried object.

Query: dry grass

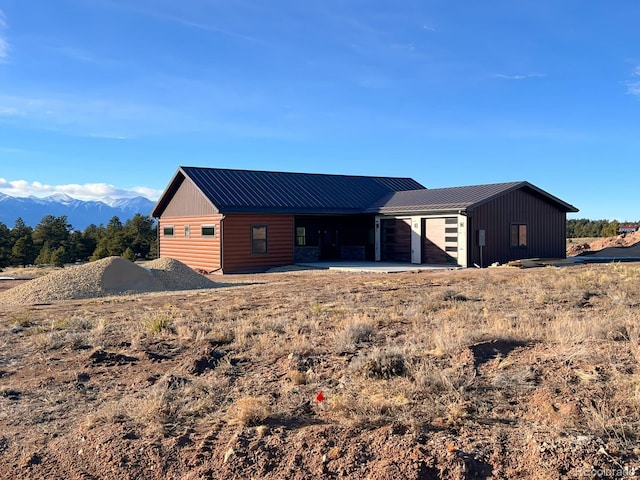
[1,263,640,477]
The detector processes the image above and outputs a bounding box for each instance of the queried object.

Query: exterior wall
[222,214,295,273]
[159,215,223,272]
[376,214,466,266]
[467,189,567,266]
[163,178,217,217]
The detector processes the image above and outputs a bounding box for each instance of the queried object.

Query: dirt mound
[566,242,591,256]
[568,231,640,257]
[0,256,215,305]
[146,257,216,291]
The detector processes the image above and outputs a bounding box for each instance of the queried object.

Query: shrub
[228,397,271,426]
[355,347,407,379]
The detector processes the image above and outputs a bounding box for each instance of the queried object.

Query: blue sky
[0,1,639,220]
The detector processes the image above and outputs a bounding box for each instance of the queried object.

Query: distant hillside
[0,193,156,229]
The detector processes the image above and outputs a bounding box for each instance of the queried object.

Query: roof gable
[152,167,425,216]
[369,181,579,214]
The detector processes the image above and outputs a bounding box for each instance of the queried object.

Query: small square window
[201,225,215,237]
[163,226,174,237]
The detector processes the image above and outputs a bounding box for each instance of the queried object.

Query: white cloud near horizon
[0,178,162,201]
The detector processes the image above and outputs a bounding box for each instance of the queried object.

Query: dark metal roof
[368,181,579,214]
[152,167,425,216]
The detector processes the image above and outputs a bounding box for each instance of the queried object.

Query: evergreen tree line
[567,218,636,238]
[0,214,633,268]
[0,214,157,269]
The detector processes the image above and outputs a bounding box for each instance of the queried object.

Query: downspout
[156,218,160,259]
[219,215,225,273]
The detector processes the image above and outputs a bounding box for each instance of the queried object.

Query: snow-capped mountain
[0,194,156,230]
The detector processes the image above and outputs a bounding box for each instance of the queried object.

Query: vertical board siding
[468,189,566,266]
[159,215,223,272]
[222,214,295,273]
[163,179,217,217]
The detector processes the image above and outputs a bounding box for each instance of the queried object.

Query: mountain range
[0,193,156,230]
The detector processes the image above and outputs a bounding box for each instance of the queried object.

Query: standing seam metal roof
[151,168,578,217]
[368,181,579,213]
[178,166,426,214]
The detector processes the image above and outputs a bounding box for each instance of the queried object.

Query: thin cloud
[0,178,162,201]
[495,73,546,80]
[625,66,640,97]
[0,9,9,60]
[99,2,260,43]
[0,92,299,140]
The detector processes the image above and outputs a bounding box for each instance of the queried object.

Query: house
[619,224,638,234]
[151,167,579,273]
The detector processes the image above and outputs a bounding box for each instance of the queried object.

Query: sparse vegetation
[1,263,640,478]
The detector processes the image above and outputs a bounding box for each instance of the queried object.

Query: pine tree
[50,246,67,267]
[11,236,36,267]
[35,241,53,265]
[0,222,11,269]
[123,247,135,262]
[10,218,36,267]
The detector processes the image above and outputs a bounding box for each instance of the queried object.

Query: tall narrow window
[511,224,527,247]
[252,225,268,254]
[296,227,306,246]
[184,225,190,238]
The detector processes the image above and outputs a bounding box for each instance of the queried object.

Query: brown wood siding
[222,214,295,273]
[159,215,223,272]
[468,189,567,266]
[381,219,411,262]
[163,179,218,217]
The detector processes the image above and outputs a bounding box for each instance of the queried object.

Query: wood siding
[163,178,217,217]
[381,218,411,262]
[159,215,223,272]
[468,189,567,266]
[222,214,295,273]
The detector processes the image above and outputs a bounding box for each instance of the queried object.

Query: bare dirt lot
[567,231,640,258]
[1,262,639,479]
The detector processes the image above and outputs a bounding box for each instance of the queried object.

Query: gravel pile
[146,257,216,290]
[0,256,215,305]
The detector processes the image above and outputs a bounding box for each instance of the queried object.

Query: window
[163,226,174,237]
[251,225,268,254]
[184,225,190,238]
[296,227,306,246]
[511,224,527,247]
[201,225,215,237]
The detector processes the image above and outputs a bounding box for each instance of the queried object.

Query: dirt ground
[1,263,639,479]
[567,231,640,257]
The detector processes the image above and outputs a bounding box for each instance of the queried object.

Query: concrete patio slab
[295,261,461,273]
